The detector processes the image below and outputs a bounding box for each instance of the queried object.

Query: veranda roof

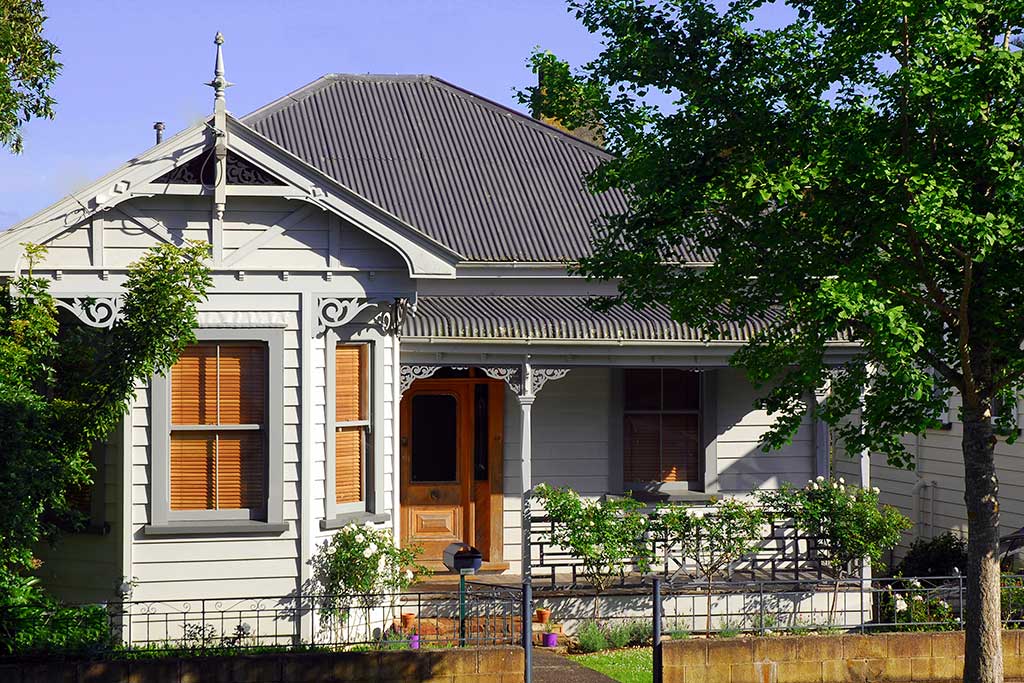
[402,296,783,343]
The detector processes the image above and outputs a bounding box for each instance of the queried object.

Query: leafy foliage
[763,477,910,578]
[0,241,210,642]
[575,619,609,653]
[658,498,767,632]
[532,484,652,594]
[309,523,427,624]
[0,576,111,655]
[0,0,61,153]
[880,578,959,632]
[526,5,1024,674]
[896,532,968,578]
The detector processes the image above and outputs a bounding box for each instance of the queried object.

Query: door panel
[400,377,506,569]
[401,383,473,565]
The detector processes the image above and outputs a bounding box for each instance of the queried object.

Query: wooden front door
[400,376,504,569]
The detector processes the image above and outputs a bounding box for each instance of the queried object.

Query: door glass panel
[474,383,489,481]
[411,394,458,482]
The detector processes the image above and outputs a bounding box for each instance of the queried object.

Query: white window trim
[145,328,286,536]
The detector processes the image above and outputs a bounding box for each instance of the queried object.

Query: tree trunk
[962,405,1003,683]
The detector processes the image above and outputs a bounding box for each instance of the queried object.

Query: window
[324,332,386,528]
[334,344,370,505]
[170,343,267,514]
[623,369,701,483]
[147,328,285,535]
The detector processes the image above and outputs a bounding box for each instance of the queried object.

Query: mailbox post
[443,543,482,647]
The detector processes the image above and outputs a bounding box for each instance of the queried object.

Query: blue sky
[0,0,792,228]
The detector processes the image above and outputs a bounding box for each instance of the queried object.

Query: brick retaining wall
[0,645,523,683]
[663,631,1024,683]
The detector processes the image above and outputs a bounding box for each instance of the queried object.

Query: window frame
[620,368,712,494]
[323,328,388,528]
[147,328,285,535]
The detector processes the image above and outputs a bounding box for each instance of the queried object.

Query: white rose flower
[367,543,378,554]
[939,600,950,610]
[815,475,825,482]
[895,597,908,612]
[362,547,374,559]
[405,570,414,581]
[838,477,845,485]
[872,486,880,495]
[811,483,819,490]
[354,533,365,543]
[913,595,924,602]
[909,579,921,588]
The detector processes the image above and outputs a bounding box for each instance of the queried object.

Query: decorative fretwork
[480,367,523,396]
[373,297,416,336]
[399,365,443,394]
[316,297,379,335]
[154,151,284,186]
[55,297,124,329]
[530,368,570,396]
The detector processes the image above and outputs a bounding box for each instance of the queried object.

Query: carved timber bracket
[530,368,571,396]
[318,296,416,336]
[55,297,124,329]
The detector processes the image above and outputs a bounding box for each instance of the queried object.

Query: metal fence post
[523,579,533,683]
[653,576,663,683]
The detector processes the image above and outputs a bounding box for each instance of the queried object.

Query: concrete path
[532,648,619,682]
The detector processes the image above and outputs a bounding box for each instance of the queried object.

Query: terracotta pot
[542,632,559,648]
[401,612,416,630]
[535,608,551,624]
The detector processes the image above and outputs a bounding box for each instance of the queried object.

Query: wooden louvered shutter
[169,343,267,511]
[335,344,368,504]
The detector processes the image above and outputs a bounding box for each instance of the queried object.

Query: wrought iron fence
[103,584,523,651]
[528,507,831,589]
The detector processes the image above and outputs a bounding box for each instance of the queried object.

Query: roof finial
[205,32,231,106]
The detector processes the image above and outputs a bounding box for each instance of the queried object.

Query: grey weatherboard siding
[244,74,713,263]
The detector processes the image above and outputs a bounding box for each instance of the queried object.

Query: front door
[400,375,505,570]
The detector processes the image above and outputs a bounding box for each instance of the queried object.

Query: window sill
[618,489,717,504]
[320,511,391,530]
[143,521,289,537]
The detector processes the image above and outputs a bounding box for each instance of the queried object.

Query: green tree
[658,498,766,633]
[525,2,1024,680]
[0,0,60,153]
[0,242,210,607]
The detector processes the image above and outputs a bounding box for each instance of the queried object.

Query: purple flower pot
[542,632,558,648]
[409,634,420,650]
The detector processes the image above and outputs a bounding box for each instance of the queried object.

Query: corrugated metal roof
[403,296,781,342]
[243,74,707,263]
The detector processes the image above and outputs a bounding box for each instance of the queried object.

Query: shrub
[895,533,967,578]
[606,621,633,649]
[882,578,958,632]
[532,485,652,597]
[576,620,609,653]
[0,576,111,655]
[309,523,428,627]
[717,620,742,638]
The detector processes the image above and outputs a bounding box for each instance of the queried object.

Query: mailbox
[443,543,483,575]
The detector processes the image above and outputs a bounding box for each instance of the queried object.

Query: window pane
[219,345,267,425]
[663,370,700,411]
[216,431,266,511]
[170,432,216,510]
[624,369,661,411]
[336,345,367,422]
[624,414,661,482]
[474,383,489,481]
[336,427,363,504]
[171,346,217,425]
[411,394,458,482]
[662,414,700,482]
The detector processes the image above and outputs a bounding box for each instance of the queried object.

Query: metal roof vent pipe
[153,121,165,145]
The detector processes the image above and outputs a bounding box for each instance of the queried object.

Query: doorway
[399,373,505,570]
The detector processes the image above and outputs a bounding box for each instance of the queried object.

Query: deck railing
[527,506,832,588]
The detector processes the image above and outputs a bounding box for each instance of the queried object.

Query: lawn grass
[568,646,653,683]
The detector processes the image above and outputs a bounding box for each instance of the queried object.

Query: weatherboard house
[4,38,857,613]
